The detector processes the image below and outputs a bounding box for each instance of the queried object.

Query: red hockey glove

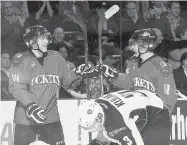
[96,64,119,80]
[88,139,109,145]
[75,63,99,78]
[25,102,47,124]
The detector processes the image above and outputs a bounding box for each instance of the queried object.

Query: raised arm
[46,1,54,17]
[36,2,47,20]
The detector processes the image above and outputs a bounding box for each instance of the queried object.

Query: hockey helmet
[23,25,52,48]
[29,140,49,145]
[129,28,162,53]
[78,100,105,132]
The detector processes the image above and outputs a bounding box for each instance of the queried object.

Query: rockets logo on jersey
[132,77,155,92]
[31,74,61,86]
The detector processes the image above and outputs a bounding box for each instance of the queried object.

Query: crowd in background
[1,1,187,100]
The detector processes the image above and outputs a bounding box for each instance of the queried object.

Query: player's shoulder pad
[149,56,172,77]
[11,51,33,67]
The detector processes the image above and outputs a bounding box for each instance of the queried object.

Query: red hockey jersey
[113,55,177,113]
[9,50,77,125]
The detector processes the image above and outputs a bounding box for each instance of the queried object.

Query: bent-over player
[78,89,172,145]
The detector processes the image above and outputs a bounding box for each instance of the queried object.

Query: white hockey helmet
[29,140,49,145]
[78,100,105,132]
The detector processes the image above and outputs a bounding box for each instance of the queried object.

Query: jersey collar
[138,55,157,68]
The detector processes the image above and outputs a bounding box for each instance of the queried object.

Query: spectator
[27,1,62,33]
[58,1,75,17]
[118,1,145,60]
[58,1,88,32]
[58,45,75,70]
[144,4,171,41]
[119,1,145,35]
[167,27,187,69]
[96,2,118,33]
[166,1,186,40]
[48,27,73,51]
[1,51,13,100]
[146,2,186,58]
[92,31,121,58]
[144,1,167,22]
[1,1,29,55]
[173,52,187,96]
[74,1,90,22]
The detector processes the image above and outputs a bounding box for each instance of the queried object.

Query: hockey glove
[25,102,47,124]
[75,63,99,78]
[96,64,119,80]
[88,139,109,145]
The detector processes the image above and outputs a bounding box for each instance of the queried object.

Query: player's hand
[88,139,109,145]
[25,102,47,124]
[75,63,99,78]
[96,64,119,80]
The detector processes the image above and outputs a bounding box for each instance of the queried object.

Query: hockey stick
[63,10,91,99]
[63,10,92,145]
[98,18,104,96]
[98,5,120,96]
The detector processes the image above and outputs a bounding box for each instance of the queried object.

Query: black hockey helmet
[23,25,52,48]
[129,28,162,51]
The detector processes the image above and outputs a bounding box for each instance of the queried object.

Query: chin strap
[30,45,48,65]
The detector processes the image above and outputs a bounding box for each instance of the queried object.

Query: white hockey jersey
[96,90,165,145]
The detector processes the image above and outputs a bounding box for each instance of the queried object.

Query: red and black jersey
[9,50,77,125]
[113,55,177,113]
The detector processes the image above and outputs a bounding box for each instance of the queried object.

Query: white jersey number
[123,136,133,145]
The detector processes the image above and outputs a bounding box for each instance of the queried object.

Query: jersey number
[123,136,133,145]
[12,74,19,83]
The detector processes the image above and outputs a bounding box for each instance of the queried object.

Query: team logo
[31,74,61,86]
[160,62,170,76]
[133,77,155,92]
[160,62,167,68]
[31,61,35,67]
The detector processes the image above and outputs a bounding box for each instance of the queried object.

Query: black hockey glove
[96,64,119,80]
[75,63,99,78]
[25,102,47,124]
[88,139,109,145]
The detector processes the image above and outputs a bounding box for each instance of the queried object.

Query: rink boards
[0,99,187,145]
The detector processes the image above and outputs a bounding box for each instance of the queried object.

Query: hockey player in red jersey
[9,25,96,145]
[78,89,171,145]
[97,28,177,114]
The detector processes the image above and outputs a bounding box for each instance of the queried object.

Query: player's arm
[156,67,177,114]
[67,90,87,99]
[9,56,46,124]
[112,73,133,90]
[9,58,35,105]
[150,60,178,114]
[59,56,98,89]
[97,64,133,90]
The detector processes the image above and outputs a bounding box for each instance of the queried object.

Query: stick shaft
[98,18,105,96]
